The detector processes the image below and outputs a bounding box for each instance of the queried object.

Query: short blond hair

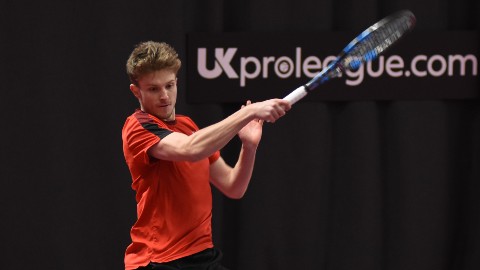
[126,41,181,85]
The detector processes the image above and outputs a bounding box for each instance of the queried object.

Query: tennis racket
[283,9,416,105]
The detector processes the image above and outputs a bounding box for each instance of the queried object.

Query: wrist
[241,142,258,152]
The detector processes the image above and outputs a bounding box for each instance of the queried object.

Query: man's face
[131,69,178,121]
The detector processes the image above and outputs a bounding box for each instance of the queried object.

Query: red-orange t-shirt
[122,110,220,270]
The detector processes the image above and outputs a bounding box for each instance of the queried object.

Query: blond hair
[126,41,181,85]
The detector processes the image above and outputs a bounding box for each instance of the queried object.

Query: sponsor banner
[186,31,478,103]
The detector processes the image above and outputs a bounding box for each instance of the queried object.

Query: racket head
[306,10,416,90]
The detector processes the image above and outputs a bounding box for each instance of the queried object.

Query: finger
[270,111,280,122]
[276,99,291,111]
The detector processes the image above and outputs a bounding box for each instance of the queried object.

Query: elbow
[225,189,246,200]
[183,149,207,162]
[179,143,208,162]
[230,194,245,200]
[182,153,201,162]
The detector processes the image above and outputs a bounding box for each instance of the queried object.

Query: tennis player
[122,41,290,270]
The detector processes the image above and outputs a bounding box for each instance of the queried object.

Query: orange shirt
[122,110,220,270]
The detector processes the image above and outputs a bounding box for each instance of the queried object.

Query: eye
[148,87,158,92]
[166,82,176,90]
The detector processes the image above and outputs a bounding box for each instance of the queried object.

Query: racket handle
[283,85,308,105]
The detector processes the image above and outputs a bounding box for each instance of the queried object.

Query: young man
[122,41,291,270]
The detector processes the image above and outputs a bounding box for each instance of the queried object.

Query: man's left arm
[210,109,263,199]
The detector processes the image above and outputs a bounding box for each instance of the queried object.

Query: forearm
[151,99,289,162]
[228,144,258,198]
[214,144,257,199]
[183,106,255,161]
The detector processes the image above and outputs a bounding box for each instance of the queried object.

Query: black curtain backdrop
[0,1,478,269]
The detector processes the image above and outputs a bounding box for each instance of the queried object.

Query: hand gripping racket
[283,10,416,104]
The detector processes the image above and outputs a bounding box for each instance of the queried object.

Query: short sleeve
[209,150,221,164]
[122,113,172,165]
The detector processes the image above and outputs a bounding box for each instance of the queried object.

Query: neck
[162,108,175,122]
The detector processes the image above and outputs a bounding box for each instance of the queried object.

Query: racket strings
[303,10,415,92]
[341,11,415,70]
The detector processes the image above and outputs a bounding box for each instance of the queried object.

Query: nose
[159,88,169,99]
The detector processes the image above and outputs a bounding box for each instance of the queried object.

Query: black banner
[186,31,478,103]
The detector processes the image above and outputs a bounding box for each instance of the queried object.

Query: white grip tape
[283,86,308,105]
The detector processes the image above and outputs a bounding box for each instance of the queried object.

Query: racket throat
[304,84,312,92]
[329,65,344,79]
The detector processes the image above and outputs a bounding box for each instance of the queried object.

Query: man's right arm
[147,99,291,162]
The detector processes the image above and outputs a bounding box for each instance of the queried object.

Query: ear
[130,84,141,99]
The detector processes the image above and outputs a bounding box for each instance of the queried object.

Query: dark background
[0,1,478,270]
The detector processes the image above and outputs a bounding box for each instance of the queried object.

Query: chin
[160,112,175,121]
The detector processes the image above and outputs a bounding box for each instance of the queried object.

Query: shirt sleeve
[123,114,172,165]
[209,151,221,164]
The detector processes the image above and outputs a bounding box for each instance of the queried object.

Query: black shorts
[136,248,230,270]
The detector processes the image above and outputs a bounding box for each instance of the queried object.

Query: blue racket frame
[284,10,416,104]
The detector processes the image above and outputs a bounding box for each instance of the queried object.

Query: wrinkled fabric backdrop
[0,0,478,269]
